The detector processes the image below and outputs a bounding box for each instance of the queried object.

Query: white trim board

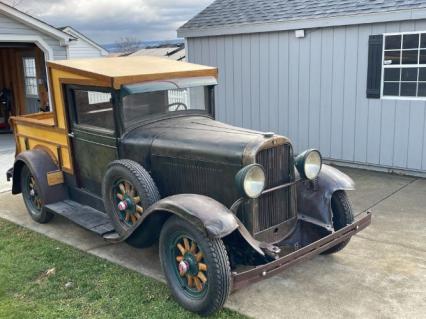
[0,2,72,45]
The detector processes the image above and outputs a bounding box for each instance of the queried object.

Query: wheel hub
[178,260,190,276]
[113,180,144,227]
[118,197,133,211]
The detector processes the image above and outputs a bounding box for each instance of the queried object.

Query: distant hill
[103,39,184,53]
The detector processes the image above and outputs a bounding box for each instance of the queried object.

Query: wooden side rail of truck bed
[10,112,73,174]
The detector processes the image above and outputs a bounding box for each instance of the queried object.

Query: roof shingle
[179,0,426,31]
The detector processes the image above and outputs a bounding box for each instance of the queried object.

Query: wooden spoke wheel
[112,179,144,228]
[103,160,160,242]
[27,175,42,212]
[20,165,53,224]
[174,235,209,296]
[159,216,231,316]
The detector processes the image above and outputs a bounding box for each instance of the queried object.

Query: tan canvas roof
[47,56,217,88]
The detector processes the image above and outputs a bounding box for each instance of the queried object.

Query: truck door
[65,85,119,196]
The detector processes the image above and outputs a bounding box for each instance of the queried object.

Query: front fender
[127,194,239,241]
[297,164,355,229]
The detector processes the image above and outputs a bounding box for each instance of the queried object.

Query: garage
[0,43,49,132]
[179,0,426,177]
[0,2,107,133]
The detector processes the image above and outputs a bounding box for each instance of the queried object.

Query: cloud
[4,0,212,43]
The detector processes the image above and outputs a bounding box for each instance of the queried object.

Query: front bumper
[231,211,372,290]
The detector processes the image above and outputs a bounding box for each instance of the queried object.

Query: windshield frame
[117,77,217,133]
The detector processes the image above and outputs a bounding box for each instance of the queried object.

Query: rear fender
[297,164,355,230]
[125,194,239,241]
[11,150,67,204]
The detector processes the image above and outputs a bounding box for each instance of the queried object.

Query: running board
[45,200,115,236]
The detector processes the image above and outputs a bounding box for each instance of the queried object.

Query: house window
[382,32,426,98]
[23,57,38,97]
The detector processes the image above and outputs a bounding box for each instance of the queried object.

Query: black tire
[102,160,160,245]
[20,165,54,224]
[322,191,354,255]
[159,216,231,316]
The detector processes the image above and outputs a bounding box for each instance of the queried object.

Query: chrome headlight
[235,164,266,198]
[295,149,322,180]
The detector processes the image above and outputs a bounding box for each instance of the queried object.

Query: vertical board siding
[188,19,426,173]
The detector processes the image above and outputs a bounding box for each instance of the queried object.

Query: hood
[123,115,273,165]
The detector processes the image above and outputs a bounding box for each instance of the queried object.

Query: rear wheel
[20,165,53,223]
[159,216,231,316]
[322,190,354,255]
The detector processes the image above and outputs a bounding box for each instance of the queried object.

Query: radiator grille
[254,143,295,232]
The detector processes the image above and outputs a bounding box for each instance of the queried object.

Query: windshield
[122,85,210,128]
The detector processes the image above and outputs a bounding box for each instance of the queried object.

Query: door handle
[68,132,75,138]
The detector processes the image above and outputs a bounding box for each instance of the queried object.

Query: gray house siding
[0,13,67,59]
[187,19,426,174]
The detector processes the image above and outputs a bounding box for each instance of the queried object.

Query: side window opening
[72,89,114,131]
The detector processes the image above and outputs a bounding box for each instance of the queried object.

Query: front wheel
[159,216,231,316]
[322,191,354,255]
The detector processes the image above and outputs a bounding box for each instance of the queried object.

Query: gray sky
[5,0,212,44]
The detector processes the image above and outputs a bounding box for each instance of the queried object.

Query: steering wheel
[168,102,188,111]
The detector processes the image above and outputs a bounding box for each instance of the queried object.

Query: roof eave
[178,8,426,38]
[61,26,109,55]
[0,2,74,45]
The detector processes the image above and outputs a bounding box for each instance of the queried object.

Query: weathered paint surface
[187,20,426,174]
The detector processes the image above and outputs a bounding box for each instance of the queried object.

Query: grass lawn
[0,218,246,319]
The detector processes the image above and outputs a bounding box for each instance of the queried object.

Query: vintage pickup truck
[7,56,371,316]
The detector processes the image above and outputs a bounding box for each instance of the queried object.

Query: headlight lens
[295,149,322,180]
[235,164,266,198]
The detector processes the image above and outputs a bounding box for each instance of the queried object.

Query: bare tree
[115,37,141,55]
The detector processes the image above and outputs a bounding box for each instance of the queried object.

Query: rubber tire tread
[322,190,354,255]
[159,215,231,316]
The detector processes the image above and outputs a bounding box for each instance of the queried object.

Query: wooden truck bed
[10,112,73,174]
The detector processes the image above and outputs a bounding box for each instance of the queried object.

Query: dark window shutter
[366,34,384,99]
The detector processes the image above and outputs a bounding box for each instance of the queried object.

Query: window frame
[64,84,119,137]
[119,81,216,132]
[381,31,426,101]
[22,56,38,98]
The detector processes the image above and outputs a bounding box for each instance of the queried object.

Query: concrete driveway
[0,134,14,192]
[0,135,425,319]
